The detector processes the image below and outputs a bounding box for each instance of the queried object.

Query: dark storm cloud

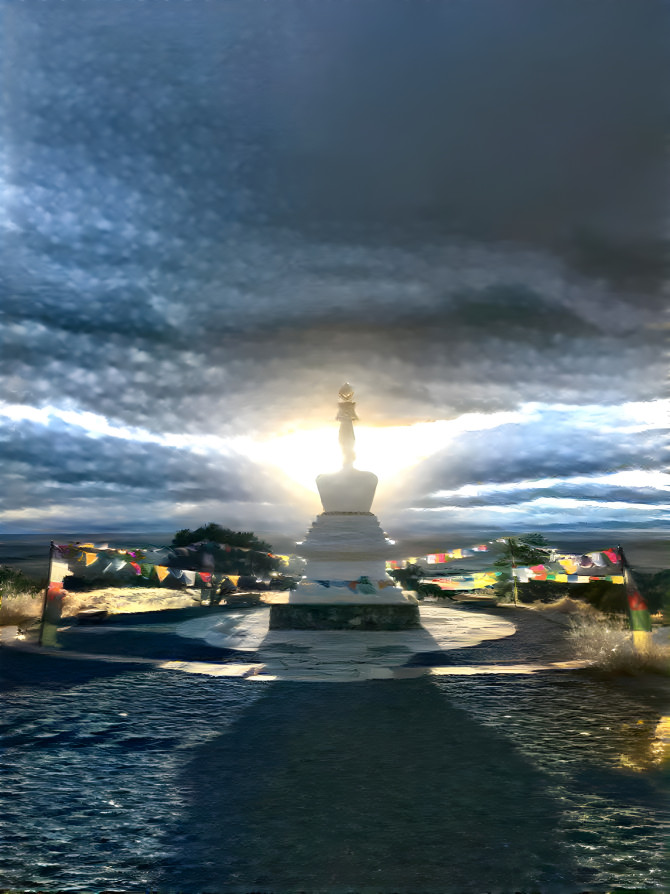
[3,223,663,434]
[394,416,664,507]
[421,485,668,511]
[269,2,666,249]
[1,0,666,533]
[0,418,288,511]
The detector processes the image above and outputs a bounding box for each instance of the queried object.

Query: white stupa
[269,384,420,630]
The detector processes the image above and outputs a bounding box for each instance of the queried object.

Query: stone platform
[269,602,421,630]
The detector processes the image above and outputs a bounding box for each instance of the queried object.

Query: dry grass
[0,586,203,627]
[531,595,601,617]
[567,613,670,675]
[0,589,43,626]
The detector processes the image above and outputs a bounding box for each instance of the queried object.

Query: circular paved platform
[167,604,582,681]
[2,604,592,683]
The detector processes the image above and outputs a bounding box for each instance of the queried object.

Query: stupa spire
[336,382,358,468]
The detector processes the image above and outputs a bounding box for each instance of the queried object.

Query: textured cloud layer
[1,1,666,536]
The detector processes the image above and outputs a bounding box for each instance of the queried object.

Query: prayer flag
[588,552,606,566]
[357,576,377,594]
[604,548,620,564]
[559,559,578,574]
[624,565,652,632]
[155,565,170,582]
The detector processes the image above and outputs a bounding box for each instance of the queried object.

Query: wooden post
[508,538,519,605]
[37,542,55,646]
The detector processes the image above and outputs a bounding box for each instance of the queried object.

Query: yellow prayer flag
[228,575,240,586]
[556,574,568,582]
[559,559,578,574]
[155,565,170,582]
[84,552,97,566]
[610,575,624,584]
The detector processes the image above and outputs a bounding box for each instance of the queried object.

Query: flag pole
[619,544,653,653]
[37,542,55,646]
[508,538,519,605]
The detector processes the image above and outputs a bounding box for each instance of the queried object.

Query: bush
[568,614,670,675]
[0,566,44,626]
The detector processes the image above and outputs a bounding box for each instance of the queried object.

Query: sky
[1,0,668,548]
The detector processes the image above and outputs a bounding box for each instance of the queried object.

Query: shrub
[568,614,670,676]
[0,566,44,626]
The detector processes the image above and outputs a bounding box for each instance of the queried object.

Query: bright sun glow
[244,411,526,493]
[244,425,437,493]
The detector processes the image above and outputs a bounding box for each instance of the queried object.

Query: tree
[172,523,272,552]
[493,534,551,603]
[170,524,281,577]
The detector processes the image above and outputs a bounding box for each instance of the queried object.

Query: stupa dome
[316,467,378,513]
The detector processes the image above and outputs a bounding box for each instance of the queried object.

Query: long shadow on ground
[51,605,260,663]
[408,603,572,666]
[155,677,579,893]
[0,647,147,692]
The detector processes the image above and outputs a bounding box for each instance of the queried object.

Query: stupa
[269,384,421,630]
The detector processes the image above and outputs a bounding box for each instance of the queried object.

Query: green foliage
[0,565,43,597]
[172,523,272,552]
[493,534,551,569]
[389,563,425,591]
[635,569,670,615]
[388,563,453,600]
[419,583,448,600]
[171,523,280,576]
[493,534,550,602]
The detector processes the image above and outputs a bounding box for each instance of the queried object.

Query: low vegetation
[171,523,282,577]
[567,612,670,676]
[0,565,44,626]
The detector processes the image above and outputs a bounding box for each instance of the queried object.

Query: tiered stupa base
[269,602,420,630]
[277,384,420,631]
[274,510,421,630]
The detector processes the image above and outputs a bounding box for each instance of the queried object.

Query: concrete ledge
[269,602,421,630]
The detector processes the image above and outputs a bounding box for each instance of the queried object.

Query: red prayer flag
[624,566,652,631]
